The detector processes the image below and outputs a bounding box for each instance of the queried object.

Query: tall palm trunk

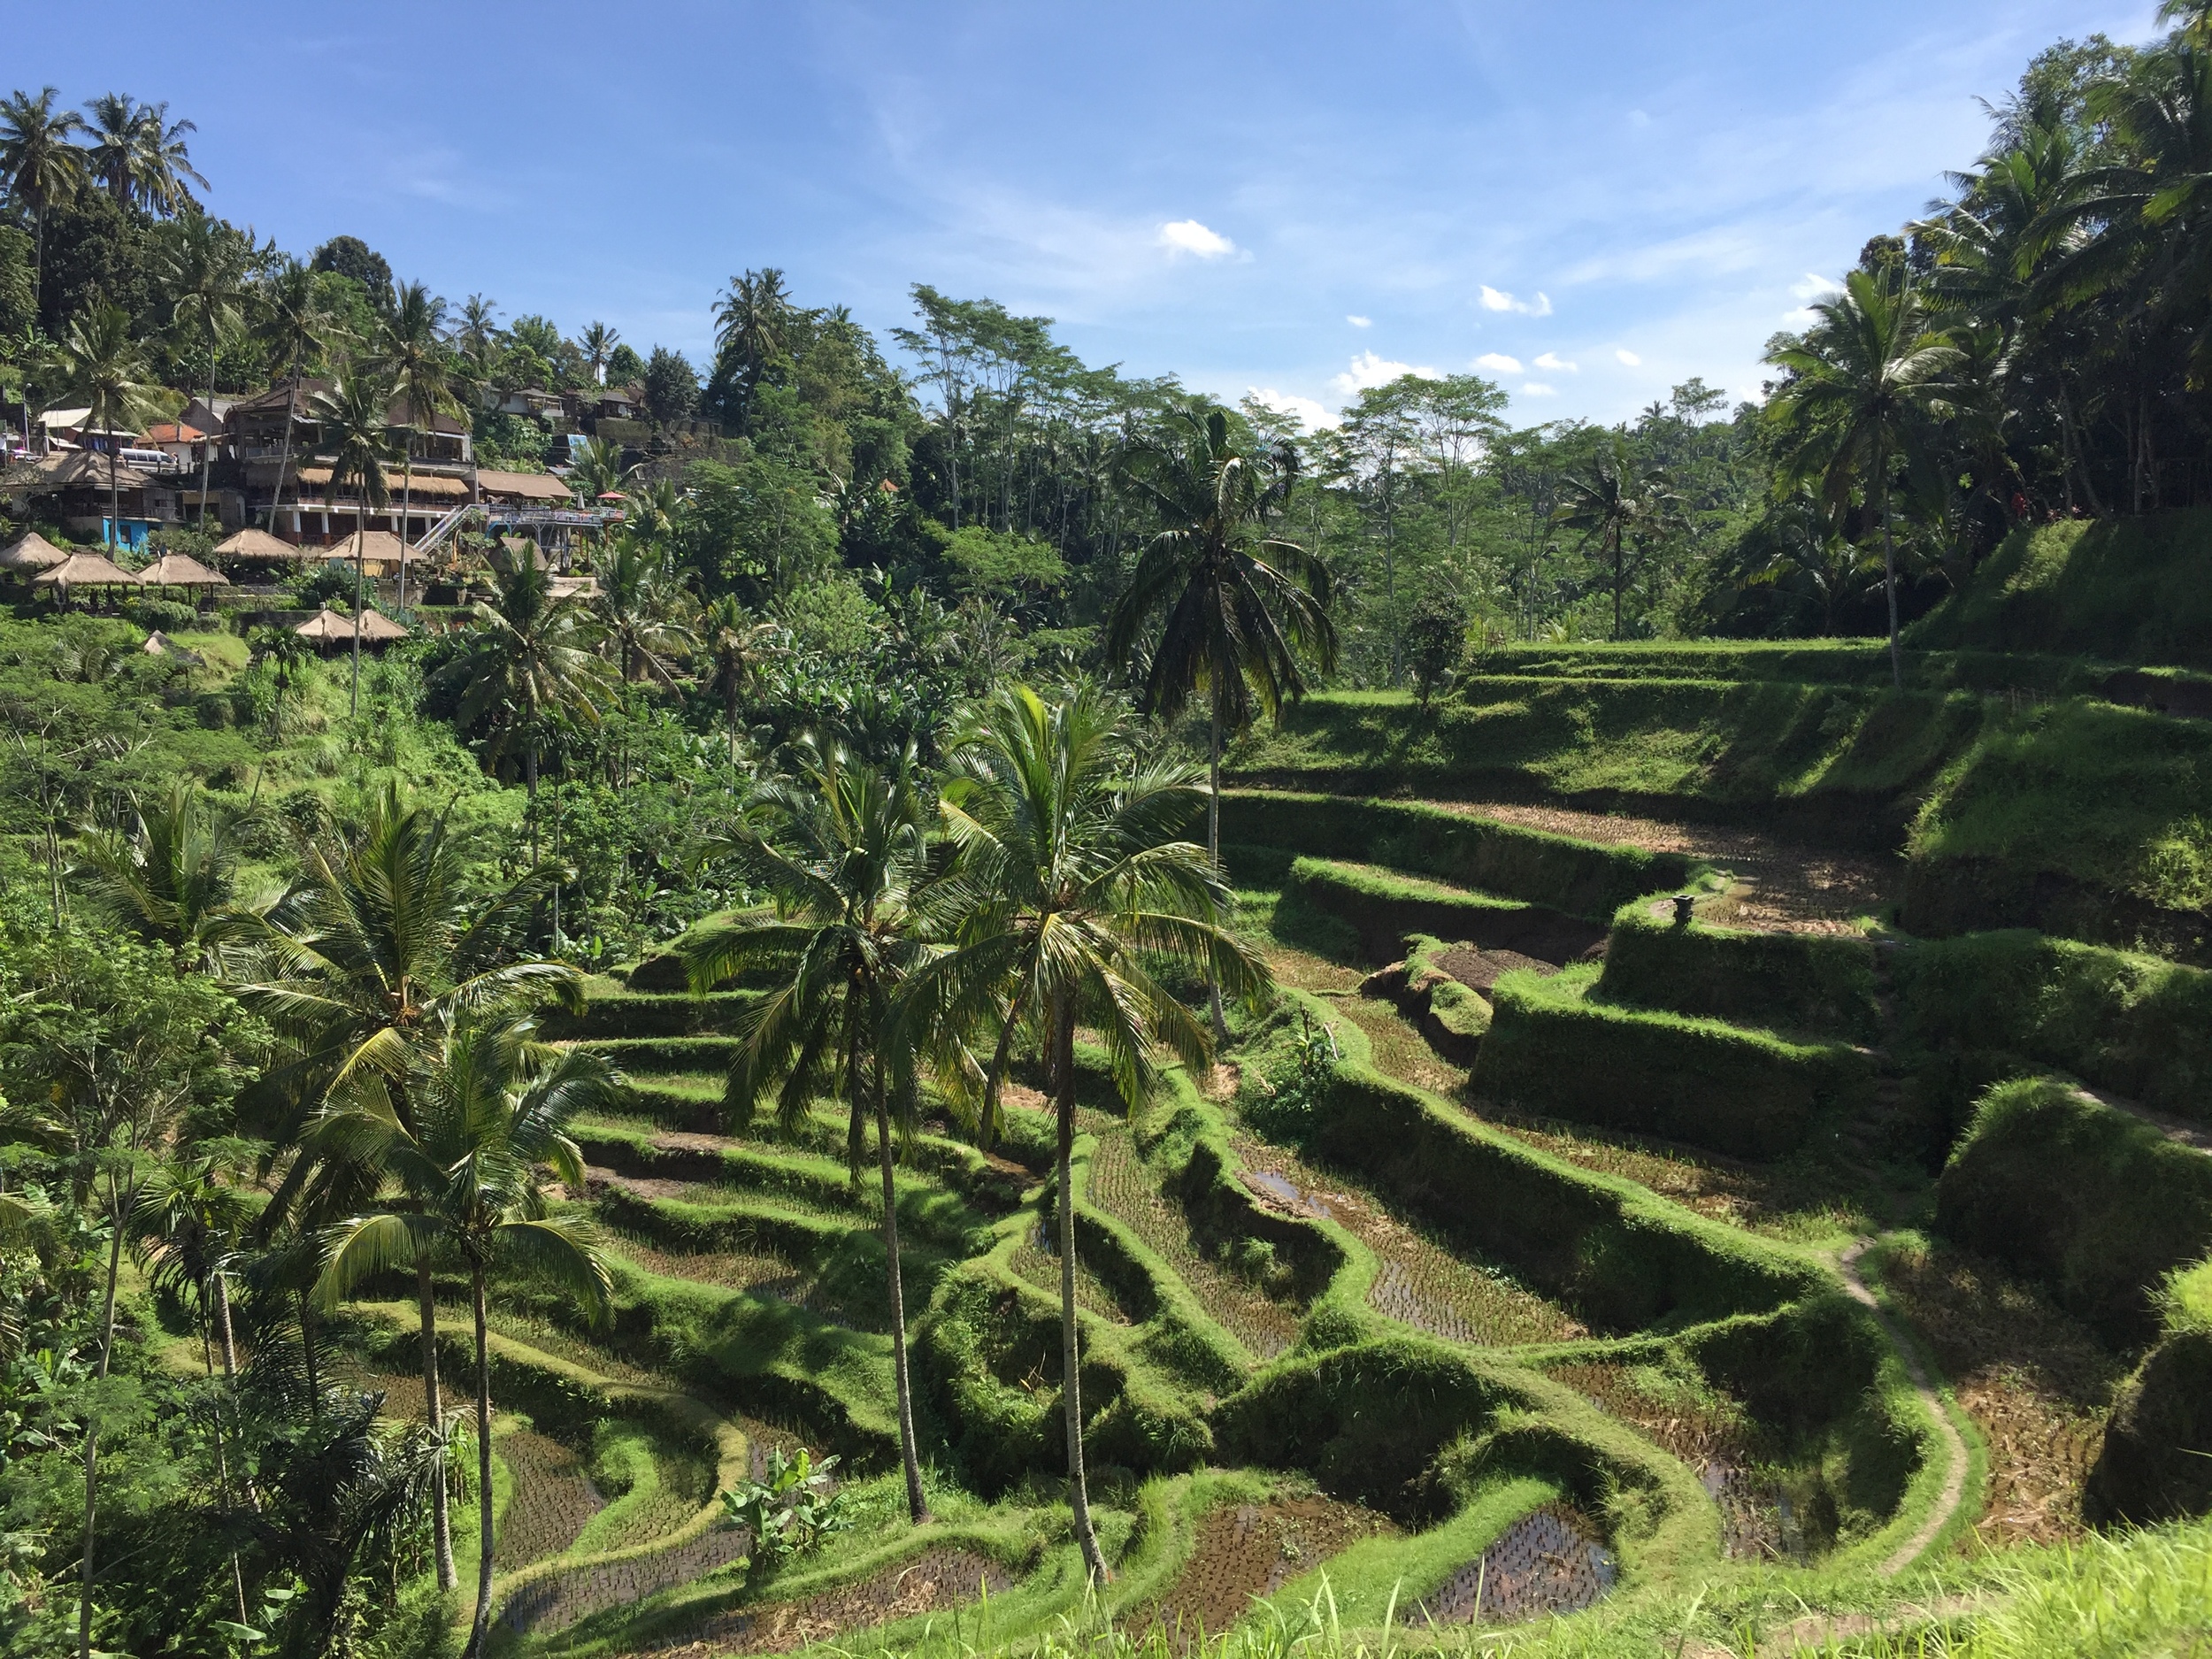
[419,1255,457,1589]
[1878,449,1901,693]
[1053,996,1107,1583]
[1206,703,1226,1045]
[399,449,415,613]
[80,1171,131,1659]
[350,516,367,715]
[270,370,300,532]
[198,1301,251,1627]
[106,439,120,558]
[873,1064,930,1525]
[463,1265,495,1659]
[211,1273,260,1511]
[197,335,219,528]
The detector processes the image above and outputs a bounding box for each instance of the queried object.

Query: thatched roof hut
[33,551,139,591]
[136,552,229,588]
[213,527,318,564]
[296,606,410,644]
[0,531,71,572]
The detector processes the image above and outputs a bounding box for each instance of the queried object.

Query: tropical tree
[578,320,619,384]
[0,87,87,313]
[901,682,1267,1581]
[433,557,612,846]
[594,535,697,687]
[1765,271,1964,687]
[249,623,313,734]
[699,595,785,765]
[47,303,165,556]
[72,780,254,972]
[158,209,254,527]
[315,1014,616,1659]
[313,370,402,712]
[711,266,795,430]
[453,294,499,367]
[257,258,341,533]
[375,280,457,611]
[1559,439,1681,641]
[567,433,634,503]
[680,745,939,1525]
[233,780,578,1587]
[1106,401,1334,1033]
[81,94,205,214]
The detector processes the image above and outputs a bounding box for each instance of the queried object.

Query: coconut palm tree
[374,280,457,612]
[257,258,341,534]
[233,778,578,1589]
[314,1013,616,1659]
[250,623,313,734]
[0,87,87,314]
[454,294,500,368]
[567,433,634,503]
[72,780,256,972]
[900,681,1267,1581]
[1106,401,1333,1035]
[158,209,253,527]
[594,535,696,687]
[433,557,612,851]
[314,370,403,713]
[1765,271,1964,689]
[680,745,941,1525]
[579,320,619,384]
[47,303,165,556]
[1559,439,1681,641]
[81,95,204,213]
[699,595,785,766]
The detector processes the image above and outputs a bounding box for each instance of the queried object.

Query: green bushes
[1906,510,2212,670]
[1896,930,2212,1124]
[2085,1259,2212,1525]
[1471,965,1876,1160]
[1281,856,1599,964]
[572,1035,741,1074]
[1598,898,1881,1041]
[1217,789,1691,918]
[1934,1079,2212,1344]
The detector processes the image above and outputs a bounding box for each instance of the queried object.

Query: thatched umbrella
[136,552,230,590]
[0,531,72,572]
[212,527,316,565]
[296,606,409,649]
[33,550,139,599]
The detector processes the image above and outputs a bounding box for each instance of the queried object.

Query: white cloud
[1533,351,1578,373]
[1521,381,1558,396]
[1479,285,1553,316]
[1474,351,1524,374]
[1245,386,1338,431]
[1616,348,1642,366]
[1330,350,1440,396]
[1157,219,1237,258]
[1791,272,1843,300]
[1346,314,1371,328]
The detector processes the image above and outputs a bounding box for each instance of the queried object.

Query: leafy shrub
[291,562,357,610]
[125,597,201,634]
[716,1445,847,1568]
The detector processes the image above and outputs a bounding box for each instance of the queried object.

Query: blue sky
[14,2,2162,429]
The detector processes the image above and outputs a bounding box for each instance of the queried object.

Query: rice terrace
[4,5,2212,1657]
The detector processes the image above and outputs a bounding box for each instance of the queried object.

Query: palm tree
[579,320,619,384]
[0,87,87,315]
[711,267,795,429]
[81,95,204,213]
[699,596,785,765]
[315,1014,616,1659]
[235,780,578,1590]
[1765,271,1964,689]
[433,557,612,851]
[567,433,634,503]
[159,209,253,527]
[454,294,500,368]
[680,747,940,1524]
[72,780,255,972]
[1559,439,1681,641]
[1106,401,1334,1036]
[257,258,341,534]
[901,682,1267,1581]
[375,280,457,612]
[250,623,313,734]
[47,303,165,557]
[595,536,696,687]
[314,370,403,713]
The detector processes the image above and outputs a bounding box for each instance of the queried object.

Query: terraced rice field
[1128,1494,1397,1647]
[643,1546,1013,1655]
[1416,1503,1617,1625]
[498,1429,606,1566]
[1085,1126,1303,1359]
[1229,1135,1583,1348]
